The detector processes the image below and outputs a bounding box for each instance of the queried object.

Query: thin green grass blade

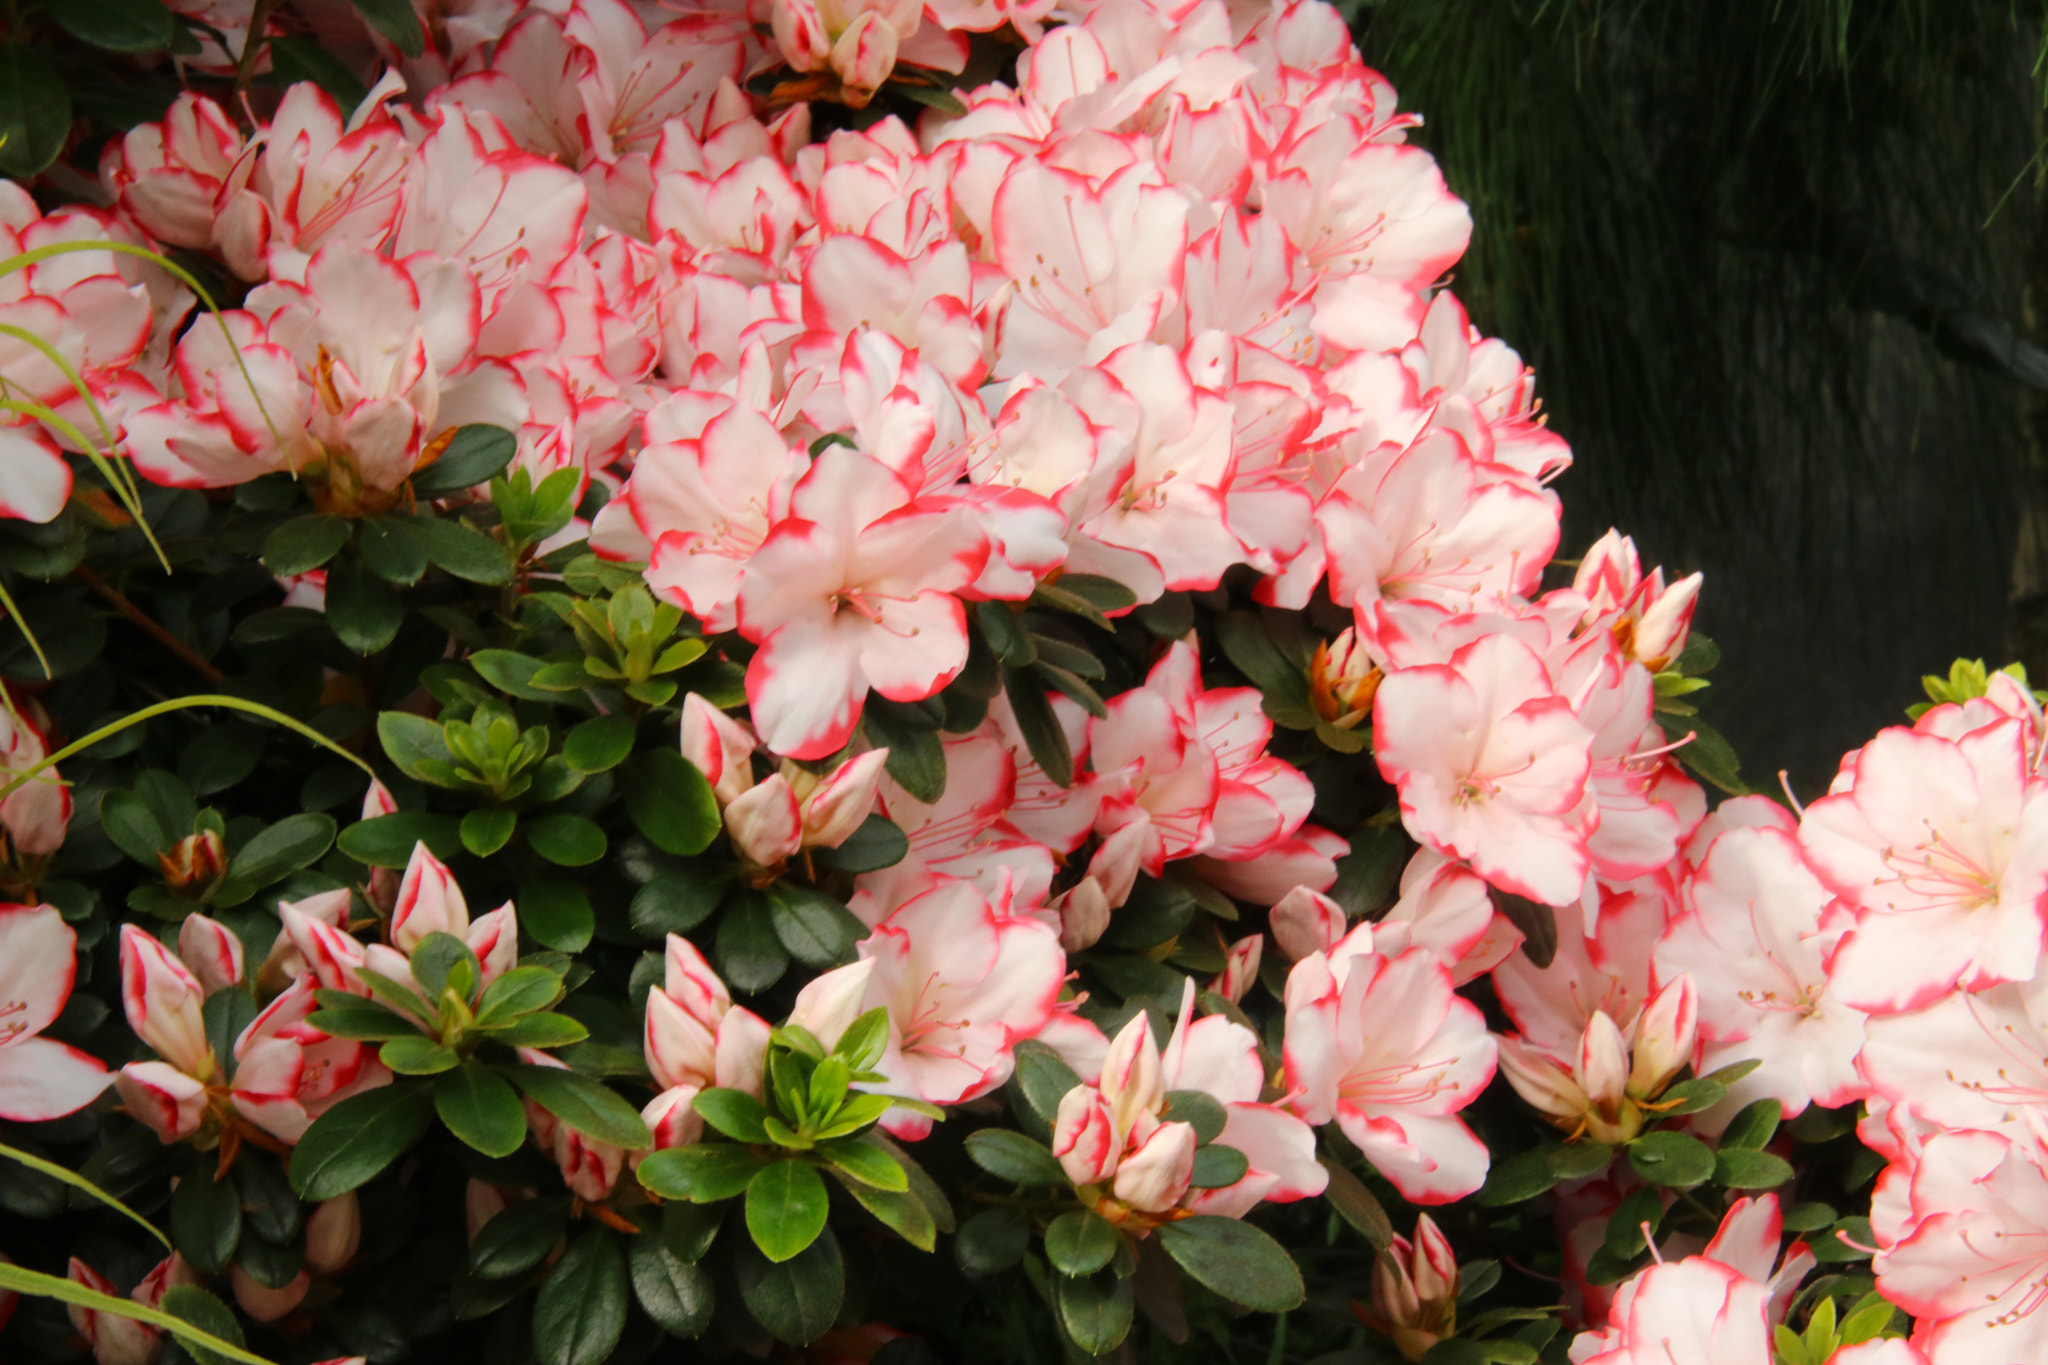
[0,572,51,679]
[0,1263,278,1365]
[0,1141,170,1250]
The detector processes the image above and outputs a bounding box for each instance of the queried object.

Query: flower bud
[725,773,804,867]
[1364,1215,1459,1361]
[1269,885,1347,962]
[119,926,212,1077]
[465,904,519,987]
[787,958,876,1051]
[390,842,469,951]
[1212,935,1262,1004]
[1053,879,1111,952]
[158,829,228,900]
[1112,1119,1196,1214]
[680,694,758,809]
[304,1192,361,1275]
[645,987,719,1091]
[1051,1086,1122,1186]
[771,0,832,70]
[641,1084,704,1150]
[830,11,900,105]
[796,749,889,850]
[1309,629,1381,729]
[114,1062,208,1143]
[664,934,733,1024]
[175,914,243,996]
[230,1264,310,1322]
[67,1258,162,1365]
[1494,1035,1587,1125]
[1577,1011,1641,1145]
[1098,1012,1163,1137]
[1629,975,1698,1101]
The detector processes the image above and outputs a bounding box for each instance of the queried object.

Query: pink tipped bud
[1212,935,1262,1004]
[770,0,832,70]
[1054,880,1111,952]
[641,1084,705,1151]
[787,958,875,1051]
[175,914,244,996]
[1112,1119,1196,1214]
[119,925,212,1077]
[797,748,888,850]
[1629,976,1698,1101]
[1410,1214,1458,1308]
[1270,885,1347,962]
[1368,1216,1459,1360]
[1052,1086,1122,1186]
[465,904,518,987]
[361,779,399,820]
[713,1006,773,1098]
[231,1264,310,1322]
[663,933,733,1024]
[1494,1035,1587,1125]
[67,1257,163,1365]
[1631,573,1700,672]
[1098,1012,1163,1136]
[644,986,718,1092]
[304,1193,361,1275]
[830,11,900,104]
[724,773,804,867]
[680,694,758,809]
[114,1062,208,1143]
[158,829,228,900]
[1577,1010,1631,1114]
[390,842,469,951]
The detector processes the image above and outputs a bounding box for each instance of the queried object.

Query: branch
[73,565,226,685]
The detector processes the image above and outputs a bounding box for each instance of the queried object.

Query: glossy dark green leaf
[1162,1090,1227,1144]
[158,1285,245,1365]
[435,1064,527,1157]
[1320,1158,1394,1252]
[307,996,417,1040]
[380,1034,459,1075]
[289,1079,434,1200]
[414,517,513,584]
[864,709,946,803]
[622,749,720,856]
[1055,1270,1134,1354]
[563,714,635,772]
[505,1065,651,1148]
[1189,1143,1250,1188]
[736,1228,843,1346]
[469,1192,574,1279]
[519,878,595,953]
[1154,1215,1305,1313]
[263,515,351,576]
[812,814,910,873]
[490,1012,589,1048]
[265,36,369,107]
[745,1160,829,1262]
[630,868,729,937]
[99,789,168,864]
[954,1206,1030,1277]
[533,1229,628,1365]
[526,813,607,866]
[963,1128,1066,1185]
[694,1088,772,1143]
[1477,1146,1564,1206]
[231,1154,302,1245]
[1721,1099,1783,1151]
[359,516,428,584]
[461,806,518,857]
[1714,1147,1796,1190]
[1045,1209,1119,1276]
[815,1137,904,1190]
[765,883,863,969]
[326,563,404,654]
[629,1229,713,1338]
[1005,1042,1081,1143]
[223,812,335,890]
[169,1158,241,1274]
[476,965,564,1021]
[717,891,789,993]
[49,0,177,52]
[1003,667,1072,786]
[637,1143,765,1203]
[1629,1130,1718,1189]
[337,811,464,867]
[413,424,516,494]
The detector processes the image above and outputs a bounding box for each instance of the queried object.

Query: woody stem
[73,565,227,685]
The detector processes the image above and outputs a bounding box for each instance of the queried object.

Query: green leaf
[832,1007,890,1073]
[469,1192,574,1279]
[695,1088,773,1143]
[1002,667,1072,786]
[158,1285,246,1365]
[1055,1270,1134,1355]
[815,1137,906,1191]
[491,1012,589,1048]
[519,878,595,953]
[289,1079,434,1200]
[1163,1090,1228,1145]
[1549,1141,1617,1180]
[736,1227,843,1346]
[326,563,404,654]
[1604,1186,1664,1260]
[222,812,336,893]
[505,1065,651,1147]
[376,711,456,778]
[622,749,721,856]
[1838,1293,1896,1345]
[832,1170,935,1251]
[766,883,864,969]
[1189,1143,1250,1188]
[262,515,351,576]
[1713,1147,1796,1190]
[1320,1158,1394,1252]
[1653,1075,1728,1116]
[637,1143,765,1203]
[414,517,514,584]
[435,1064,527,1156]
[1045,1209,1119,1276]
[359,516,428,584]
[629,1230,714,1338]
[1628,1130,1717,1189]
[963,1128,1067,1185]
[865,710,947,804]
[630,869,729,937]
[1005,1041,1081,1143]
[338,811,463,867]
[746,1160,829,1262]
[955,1206,1030,1276]
[265,35,368,107]
[169,1160,241,1274]
[414,424,517,494]
[461,806,518,857]
[380,1034,460,1075]
[812,814,909,873]
[533,1228,628,1365]
[1811,1216,1875,1264]
[717,891,789,993]
[563,714,635,772]
[1154,1216,1305,1313]
[477,965,565,1021]
[1721,1098,1783,1151]
[1781,1201,1838,1233]
[348,0,425,55]
[526,813,607,866]
[308,996,418,1040]
[466,648,562,702]
[48,0,177,52]
[0,46,70,177]
[99,789,169,864]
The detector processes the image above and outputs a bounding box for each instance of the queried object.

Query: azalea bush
[0,2,2024,1365]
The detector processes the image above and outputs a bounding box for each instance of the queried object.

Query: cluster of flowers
[1,0,2036,1359]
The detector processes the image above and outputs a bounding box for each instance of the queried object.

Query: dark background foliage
[1350,0,2048,792]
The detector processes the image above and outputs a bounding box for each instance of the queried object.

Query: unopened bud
[1309,629,1381,729]
[1112,1119,1196,1214]
[304,1192,360,1275]
[158,829,228,900]
[1211,935,1262,1003]
[1494,1035,1587,1125]
[1629,976,1698,1102]
[1364,1214,1460,1361]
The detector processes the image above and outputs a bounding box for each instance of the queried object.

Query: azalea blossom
[0,903,112,1121]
